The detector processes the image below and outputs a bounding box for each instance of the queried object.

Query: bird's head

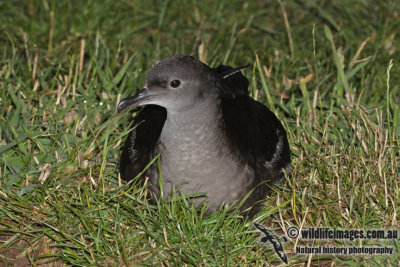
[118,55,216,113]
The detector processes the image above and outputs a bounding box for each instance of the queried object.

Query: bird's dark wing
[221,93,291,185]
[215,64,288,174]
[211,65,249,94]
[120,105,166,181]
[214,64,290,215]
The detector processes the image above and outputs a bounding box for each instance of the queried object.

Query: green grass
[1,0,399,265]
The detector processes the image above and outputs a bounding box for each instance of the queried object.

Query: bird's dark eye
[170,80,181,88]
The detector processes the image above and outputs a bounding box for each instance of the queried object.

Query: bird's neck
[159,97,225,154]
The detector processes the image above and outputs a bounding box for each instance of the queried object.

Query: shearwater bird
[117,55,291,215]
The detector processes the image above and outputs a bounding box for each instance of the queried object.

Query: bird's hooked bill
[117,88,152,112]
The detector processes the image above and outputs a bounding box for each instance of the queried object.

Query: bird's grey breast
[148,102,255,209]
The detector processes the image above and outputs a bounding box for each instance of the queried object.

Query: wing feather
[120,105,166,181]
